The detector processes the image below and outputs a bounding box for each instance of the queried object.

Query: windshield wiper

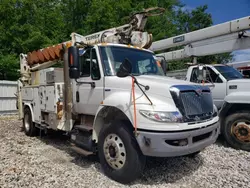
[132,76,152,105]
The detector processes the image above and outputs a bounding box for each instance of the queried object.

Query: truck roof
[96,43,154,53]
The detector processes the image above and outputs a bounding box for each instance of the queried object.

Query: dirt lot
[0,117,250,188]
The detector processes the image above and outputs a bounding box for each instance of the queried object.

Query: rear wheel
[23,107,38,137]
[222,111,250,151]
[98,120,146,184]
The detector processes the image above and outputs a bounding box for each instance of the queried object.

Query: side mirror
[160,59,167,75]
[117,58,132,77]
[68,46,80,79]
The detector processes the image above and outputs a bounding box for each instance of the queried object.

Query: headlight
[139,110,183,123]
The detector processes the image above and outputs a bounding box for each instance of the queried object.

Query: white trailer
[17,7,219,184]
[151,15,250,151]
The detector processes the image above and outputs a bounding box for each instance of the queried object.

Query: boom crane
[150,16,250,61]
[21,7,165,79]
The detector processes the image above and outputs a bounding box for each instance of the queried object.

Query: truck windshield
[99,46,164,76]
[214,66,243,80]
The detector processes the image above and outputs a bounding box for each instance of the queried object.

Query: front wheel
[222,111,250,151]
[97,120,146,184]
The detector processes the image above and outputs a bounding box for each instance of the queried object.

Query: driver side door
[74,47,104,115]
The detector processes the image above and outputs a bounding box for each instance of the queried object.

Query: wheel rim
[24,113,30,132]
[103,134,126,170]
[231,120,250,142]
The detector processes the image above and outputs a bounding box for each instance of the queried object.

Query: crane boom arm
[25,7,165,67]
[19,7,165,83]
[150,15,250,53]
[151,15,250,62]
[157,31,250,61]
[73,7,165,47]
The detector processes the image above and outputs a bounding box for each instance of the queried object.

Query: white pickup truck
[184,64,250,151]
[151,13,250,152]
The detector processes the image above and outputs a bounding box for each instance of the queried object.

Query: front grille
[170,85,214,122]
[180,91,213,116]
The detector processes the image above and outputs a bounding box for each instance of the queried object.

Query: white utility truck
[152,15,250,151]
[17,7,219,184]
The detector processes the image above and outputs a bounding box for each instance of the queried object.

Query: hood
[137,75,194,86]
[227,78,250,93]
[105,75,207,99]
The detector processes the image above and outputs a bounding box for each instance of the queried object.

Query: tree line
[0,0,232,80]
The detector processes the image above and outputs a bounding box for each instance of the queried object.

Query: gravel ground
[0,117,250,188]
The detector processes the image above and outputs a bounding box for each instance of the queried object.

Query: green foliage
[0,54,19,80]
[174,5,212,33]
[0,0,232,80]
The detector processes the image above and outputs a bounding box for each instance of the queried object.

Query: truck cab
[186,64,245,110]
[185,64,250,151]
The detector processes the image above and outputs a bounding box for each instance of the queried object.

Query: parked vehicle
[152,15,250,151]
[185,64,250,151]
[16,7,219,184]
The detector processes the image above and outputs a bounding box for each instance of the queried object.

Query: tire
[97,120,146,184]
[23,107,38,137]
[221,111,250,151]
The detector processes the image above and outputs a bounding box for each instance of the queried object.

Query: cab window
[80,49,91,77]
[79,48,101,80]
[190,67,223,83]
[91,49,101,80]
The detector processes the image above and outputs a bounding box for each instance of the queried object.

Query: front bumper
[136,121,220,157]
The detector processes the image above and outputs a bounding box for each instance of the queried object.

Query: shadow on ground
[136,155,203,185]
[214,134,231,148]
[26,128,204,185]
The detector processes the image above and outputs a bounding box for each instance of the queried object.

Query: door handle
[75,79,96,88]
[76,91,79,102]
